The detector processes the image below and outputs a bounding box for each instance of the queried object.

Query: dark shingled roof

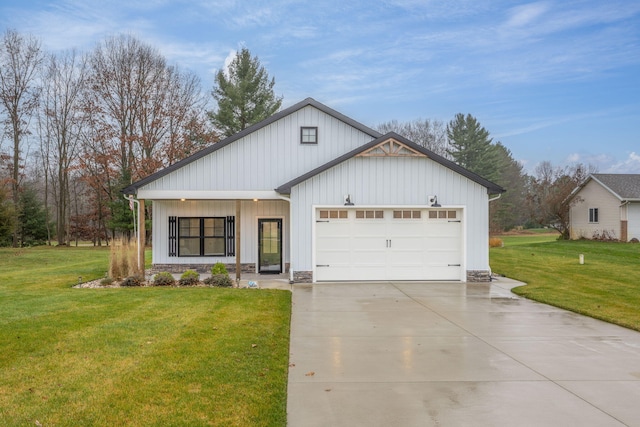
[591,174,640,200]
[275,132,505,195]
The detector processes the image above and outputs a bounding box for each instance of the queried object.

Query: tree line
[0,28,590,247]
[378,115,595,238]
[0,29,280,247]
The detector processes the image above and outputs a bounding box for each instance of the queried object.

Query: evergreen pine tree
[18,185,50,246]
[209,48,282,137]
[446,113,501,183]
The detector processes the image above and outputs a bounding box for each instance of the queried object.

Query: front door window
[258,219,282,274]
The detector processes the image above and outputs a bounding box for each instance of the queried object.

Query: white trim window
[588,208,599,223]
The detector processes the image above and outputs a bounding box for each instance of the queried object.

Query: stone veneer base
[150,266,489,283]
[292,271,313,283]
[150,263,291,275]
[466,270,491,282]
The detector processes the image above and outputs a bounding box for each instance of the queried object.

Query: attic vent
[357,138,426,157]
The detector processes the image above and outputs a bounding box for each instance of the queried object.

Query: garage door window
[393,210,421,219]
[355,210,384,219]
[319,209,348,219]
[428,210,457,219]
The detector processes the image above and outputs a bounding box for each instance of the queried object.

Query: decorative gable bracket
[356,138,427,158]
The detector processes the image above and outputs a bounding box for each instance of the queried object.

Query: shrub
[211,262,228,276]
[100,277,114,286]
[179,270,200,286]
[489,237,504,248]
[121,275,144,287]
[592,230,618,242]
[153,272,175,286]
[204,274,234,287]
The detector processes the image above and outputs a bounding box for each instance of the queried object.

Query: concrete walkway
[287,278,640,426]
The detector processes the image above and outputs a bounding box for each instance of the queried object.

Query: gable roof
[589,174,640,201]
[123,97,382,195]
[275,132,505,195]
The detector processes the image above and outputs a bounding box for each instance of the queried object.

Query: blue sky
[1,0,639,173]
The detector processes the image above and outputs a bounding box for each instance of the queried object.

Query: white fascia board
[136,190,282,200]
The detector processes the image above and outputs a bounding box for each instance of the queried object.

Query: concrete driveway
[287,278,640,426]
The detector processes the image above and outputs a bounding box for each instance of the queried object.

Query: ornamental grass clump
[109,239,142,279]
[489,237,504,248]
[179,270,200,286]
[153,272,175,286]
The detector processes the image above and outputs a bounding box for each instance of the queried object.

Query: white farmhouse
[124,98,505,282]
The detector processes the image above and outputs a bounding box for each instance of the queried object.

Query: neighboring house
[123,98,504,282]
[568,173,640,241]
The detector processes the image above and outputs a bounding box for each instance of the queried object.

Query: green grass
[497,232,560,246]
[0,246,291,426]
[491,237,640,331]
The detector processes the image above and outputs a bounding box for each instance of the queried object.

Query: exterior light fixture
[180,198,186,202]
[344,195,354,206]
[253,198,258,202]
[428,195,441,207]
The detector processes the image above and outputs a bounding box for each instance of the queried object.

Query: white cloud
[562,152,640,174]
[606,152,640,173]
[505,1,550,27]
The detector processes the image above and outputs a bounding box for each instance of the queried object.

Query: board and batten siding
[570,180,622,240]
[138,106,375,194]
[288,156,490,274]
[152,200,289,266]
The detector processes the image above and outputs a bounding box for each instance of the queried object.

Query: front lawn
[491,238,640,331]
[0,246,291,426]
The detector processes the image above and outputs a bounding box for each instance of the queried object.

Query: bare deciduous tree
[39,49,88,245]
[0,29,43,247]
[377,118,449,157]
[84,34,216,238]
[526,161,597,239]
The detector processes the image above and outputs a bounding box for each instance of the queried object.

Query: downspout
[488,193,502,203]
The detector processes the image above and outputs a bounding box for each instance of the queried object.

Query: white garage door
[315,208,463,281]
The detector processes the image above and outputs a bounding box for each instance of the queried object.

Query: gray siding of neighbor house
[136,105,375,196]
[289,156,490,275]
[152,199,290,266]
[570,179,621,240]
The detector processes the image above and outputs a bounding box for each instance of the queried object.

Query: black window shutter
[169,216,177,257]
[226,216,235,256]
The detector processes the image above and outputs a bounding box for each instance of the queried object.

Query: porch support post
[236,199,241,281]
[138,199,146,273]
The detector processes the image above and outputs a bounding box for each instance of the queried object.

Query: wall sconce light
[180,198,186,202]
[344,194,354,206]
[253,198,258,202]
[429,195,441,207]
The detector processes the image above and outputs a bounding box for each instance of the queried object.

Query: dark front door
[258,219,282,274]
